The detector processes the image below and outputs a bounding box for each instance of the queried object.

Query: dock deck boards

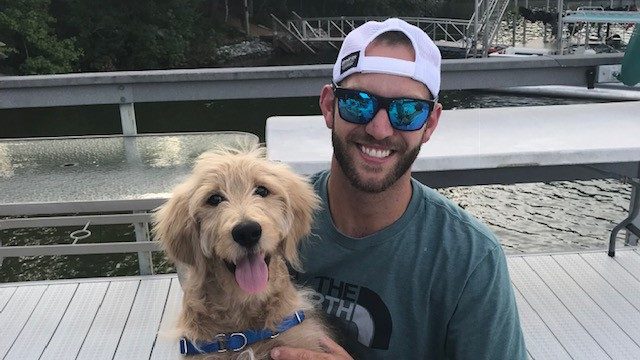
[1,249,639,359]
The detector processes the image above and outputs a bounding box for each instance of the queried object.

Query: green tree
[0,0,81,74]
[53,0,214,71]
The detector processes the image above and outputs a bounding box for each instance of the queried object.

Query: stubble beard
[331,124,421,193]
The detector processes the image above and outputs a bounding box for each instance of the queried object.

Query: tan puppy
[153,143,330,359]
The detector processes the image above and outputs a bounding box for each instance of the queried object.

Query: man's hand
[270,337,353,360]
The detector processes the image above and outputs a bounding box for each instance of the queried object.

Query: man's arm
[445,245,527,359]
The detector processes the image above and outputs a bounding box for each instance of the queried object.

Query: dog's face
[153,146,319,295]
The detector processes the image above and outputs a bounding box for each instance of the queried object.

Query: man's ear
[319,84,335,129]
[422,102,442,144]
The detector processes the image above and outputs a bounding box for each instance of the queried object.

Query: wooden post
[523,0,529,46]
[244,0,250,36]
[557,0,564,54]
[513,0,518,47]
[544,0,550,43]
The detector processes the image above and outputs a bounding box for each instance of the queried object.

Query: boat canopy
[563,10,640,24]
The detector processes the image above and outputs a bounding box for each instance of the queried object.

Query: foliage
[0,0,452,75]
[51,0,216,71]
[0,0,233,74]
[0,0,82,75]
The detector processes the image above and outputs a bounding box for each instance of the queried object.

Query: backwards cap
[333,18,442,97]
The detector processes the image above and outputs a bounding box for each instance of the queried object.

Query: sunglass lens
[337,90,376,124]
[388,100,430,131]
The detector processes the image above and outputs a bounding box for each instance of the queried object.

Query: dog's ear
[282,173,321,272]
[152,181,199,267]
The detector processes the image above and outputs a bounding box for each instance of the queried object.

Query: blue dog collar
[179,310,305,355]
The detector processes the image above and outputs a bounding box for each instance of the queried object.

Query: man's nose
[365,109,394,140]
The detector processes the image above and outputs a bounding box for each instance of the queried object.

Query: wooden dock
[1,249,639,359]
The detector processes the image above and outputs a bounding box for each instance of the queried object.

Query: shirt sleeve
[445,245,527,360]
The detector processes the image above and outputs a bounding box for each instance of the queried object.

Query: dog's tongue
[235,253,268,294]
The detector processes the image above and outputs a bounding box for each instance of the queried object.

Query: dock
[0,249,639,359]
[1,55,639,359]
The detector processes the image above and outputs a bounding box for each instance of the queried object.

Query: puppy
[153,143,331,359]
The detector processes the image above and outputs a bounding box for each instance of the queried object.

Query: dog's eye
[206,194,225,206]
[254,186,269,197]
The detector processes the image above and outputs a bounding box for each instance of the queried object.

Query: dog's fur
[153,143,330,359]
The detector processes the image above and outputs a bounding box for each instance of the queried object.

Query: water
[1,19,636,282]
[440,180,632,254]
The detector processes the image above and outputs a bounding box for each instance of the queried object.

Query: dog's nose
[232,221,262,248]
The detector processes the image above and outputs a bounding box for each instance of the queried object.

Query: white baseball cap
[333,18,442,98]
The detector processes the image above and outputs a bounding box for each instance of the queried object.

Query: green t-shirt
[295,171,526,359]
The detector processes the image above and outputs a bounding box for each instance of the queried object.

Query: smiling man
[271,18,526,360]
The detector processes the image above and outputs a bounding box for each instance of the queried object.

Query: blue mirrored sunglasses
[333,84,436,131]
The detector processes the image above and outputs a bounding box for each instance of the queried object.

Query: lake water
[0,20,636,282]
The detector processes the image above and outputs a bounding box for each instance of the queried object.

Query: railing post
[119,103,138,136]
[134,216,153,275]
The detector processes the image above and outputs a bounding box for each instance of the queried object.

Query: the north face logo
[340,51,360,74]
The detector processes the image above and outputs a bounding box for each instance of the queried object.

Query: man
[271,18,526,359]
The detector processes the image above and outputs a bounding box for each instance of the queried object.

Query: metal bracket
[586,67,597,89]
[597,65,622,83]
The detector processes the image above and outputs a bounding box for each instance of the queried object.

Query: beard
[331,125,421,193]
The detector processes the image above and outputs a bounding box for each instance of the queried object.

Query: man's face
[323,41,441,193]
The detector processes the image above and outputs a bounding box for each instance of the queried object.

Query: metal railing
[0,54,624,135]
[466,0,512,56]
[0,190,159,274]
[485,0,512,47]
[273,14,473,51]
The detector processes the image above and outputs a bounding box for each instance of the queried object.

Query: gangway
[271,2,512,57]
[272,14,471,56]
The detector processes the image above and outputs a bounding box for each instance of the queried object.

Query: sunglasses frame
[332,83,437,131]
